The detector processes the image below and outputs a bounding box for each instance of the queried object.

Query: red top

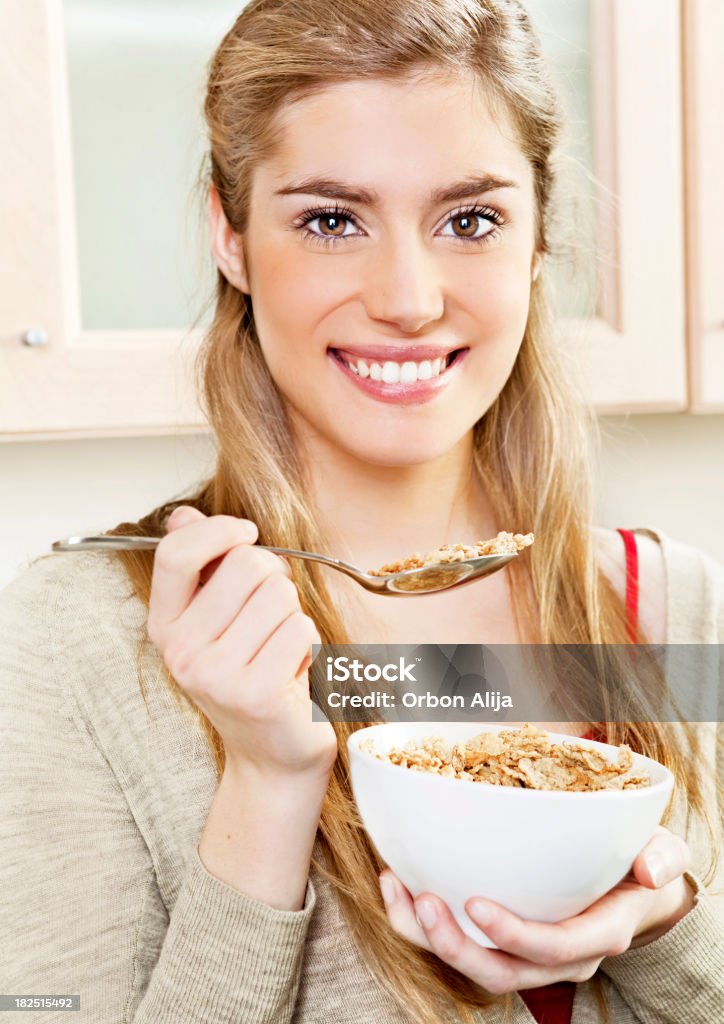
[518,529,639,1023]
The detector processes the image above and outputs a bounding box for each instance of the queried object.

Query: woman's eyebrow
[273,174,519,206]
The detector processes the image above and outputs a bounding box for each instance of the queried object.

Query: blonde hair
[106,2,720,1022]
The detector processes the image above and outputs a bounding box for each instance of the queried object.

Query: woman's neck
[296,426,499,571]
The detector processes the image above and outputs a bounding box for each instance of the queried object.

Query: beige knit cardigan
[0,527,722,1023]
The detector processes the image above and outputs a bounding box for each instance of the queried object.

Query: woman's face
[212,70,539,467]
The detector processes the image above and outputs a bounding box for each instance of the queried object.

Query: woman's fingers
[379,871,432,951]
[162,554,316,709]
[631,826,691,889]
[436,900,603,992]
[381,880,600,994]
[174,545,295,649]
[463,884,646,966]
[245,611,321,704]
[150,508,258,626]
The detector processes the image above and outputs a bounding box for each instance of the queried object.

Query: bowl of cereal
[348,723,674,948]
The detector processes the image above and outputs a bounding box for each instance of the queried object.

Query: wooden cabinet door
[0,0,242,440]
[682,0,724,410]
[531,0,687,412]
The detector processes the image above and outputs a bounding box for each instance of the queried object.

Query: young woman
[1,2,722,1023]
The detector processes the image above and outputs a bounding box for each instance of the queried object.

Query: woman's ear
[208,185,250,294]
[531,252,542,282]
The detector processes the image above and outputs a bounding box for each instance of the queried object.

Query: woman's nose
[362,234,445,333]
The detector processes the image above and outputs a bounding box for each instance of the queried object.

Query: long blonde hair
[106,2,720,1022]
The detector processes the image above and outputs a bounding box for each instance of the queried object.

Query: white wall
[1,414,723,590]
[595,414,724,561]
[0,433,216,589]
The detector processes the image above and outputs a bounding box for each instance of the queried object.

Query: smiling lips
[329,346,467,385]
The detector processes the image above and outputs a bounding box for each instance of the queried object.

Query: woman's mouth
[327,347,469,405]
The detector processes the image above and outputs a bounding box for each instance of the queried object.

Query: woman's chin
[340,434,465,468]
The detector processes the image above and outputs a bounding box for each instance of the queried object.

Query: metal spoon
[51,534,517,596]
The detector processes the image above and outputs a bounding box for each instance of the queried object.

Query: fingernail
[469,899,494,926]
[380,875,395,904]
[416,900,437,928]
[646,853,664,887]
[168,506,196,527]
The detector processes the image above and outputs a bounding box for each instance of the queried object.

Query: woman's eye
[302,212,359,241]
[439,210,499,240]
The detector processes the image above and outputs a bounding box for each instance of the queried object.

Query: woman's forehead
[259,73,533,205]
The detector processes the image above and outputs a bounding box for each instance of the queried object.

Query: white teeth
[382,361,401,383]
[339,350,460,383]
[417,360,433,380]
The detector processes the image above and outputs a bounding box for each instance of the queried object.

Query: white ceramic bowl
[348,722,674,948]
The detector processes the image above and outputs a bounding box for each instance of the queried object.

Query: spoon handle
[51,534,366,578]
[52,535,164,551]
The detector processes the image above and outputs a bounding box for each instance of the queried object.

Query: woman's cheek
[473,253,532,322]
[465,269,531,375]
[249,250,325,344]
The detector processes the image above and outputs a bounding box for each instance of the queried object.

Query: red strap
[616,528,639,644]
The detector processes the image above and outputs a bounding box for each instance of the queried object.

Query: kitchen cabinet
[0,0,716,438]
[0,0,239,439]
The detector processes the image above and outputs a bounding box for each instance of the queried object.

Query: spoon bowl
[51,535,517,596]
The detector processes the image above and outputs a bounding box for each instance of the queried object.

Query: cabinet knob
[21,328,49,347]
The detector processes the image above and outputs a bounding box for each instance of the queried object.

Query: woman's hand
[146,505,337,780]
[379,826,695,994]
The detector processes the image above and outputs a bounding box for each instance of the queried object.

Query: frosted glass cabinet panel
[526,0,596,321]
[0,1,694,437]
[64,0,243,330]
[527,0,593,167]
